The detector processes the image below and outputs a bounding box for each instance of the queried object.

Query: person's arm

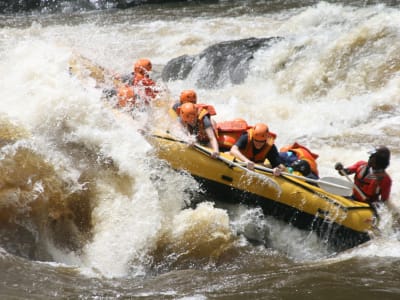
[230,134,255,170]
[201,116,219,158]
[230,145,255,170]
[205,126,220,158]
[266,145,285,176]
[335,161,366,175]
[380,176,392,202]
[266,145,282,168]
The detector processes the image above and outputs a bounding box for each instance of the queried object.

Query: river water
[1,1,400,299]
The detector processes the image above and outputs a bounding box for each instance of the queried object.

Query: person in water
[230,123,285,176]
[334,145,392,204]
[108,58,159,107]
[179,102,220,158]
[279,142,319,179]
[131,58,159,104]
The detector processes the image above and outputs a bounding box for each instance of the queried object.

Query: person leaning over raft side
[230,123,285,176]
[179,102,220,159]
[334,145,392,205]
[279,142,320,180]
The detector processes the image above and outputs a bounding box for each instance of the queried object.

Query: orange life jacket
[186,107,215,143]
[280,142,319,176]
[354,164,388,202]
[216,119,250,150]
[241,127,276,163]
[175,103,216,117]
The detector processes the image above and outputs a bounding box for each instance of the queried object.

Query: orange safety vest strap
[196,103,217,116]
[196,108,211,143]
[354,165,388,202]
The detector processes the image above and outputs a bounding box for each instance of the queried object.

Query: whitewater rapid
[0,2,399,279]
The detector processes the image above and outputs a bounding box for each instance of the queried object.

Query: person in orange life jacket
[172,89,197,114]
[334,145,392,204]
[132,58,159,103]
[279,143,320,179]
[179,102,219,158]
[230,123,285,176]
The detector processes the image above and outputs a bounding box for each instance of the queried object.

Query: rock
[162,37,282,89]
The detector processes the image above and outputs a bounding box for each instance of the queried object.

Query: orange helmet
[180,90,197,104]
[253,123,269,141]
[117,85,135,107]
[180,102,197,124]
[133,58,152,75]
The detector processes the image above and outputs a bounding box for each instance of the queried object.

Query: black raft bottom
[192,177,371,252]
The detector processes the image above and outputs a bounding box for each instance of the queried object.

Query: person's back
[215,118,250,152]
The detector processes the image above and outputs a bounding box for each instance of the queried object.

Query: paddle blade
[319,176,353,196]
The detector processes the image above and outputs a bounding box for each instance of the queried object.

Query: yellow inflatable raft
[146,131,377,251]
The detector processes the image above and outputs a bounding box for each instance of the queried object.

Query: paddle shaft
[193,143,352,196]
[340,169,367,200]
[150,133,349,194]
[246,163,353,191]
[193,143,281,191]
[149,134,279,188]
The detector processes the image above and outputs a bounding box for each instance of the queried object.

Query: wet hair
[370,145,390,169]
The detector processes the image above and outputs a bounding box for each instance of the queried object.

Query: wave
[0,0,205,14]
[1,1,400,279]
[0,0,181,14]
[2,0,400,15]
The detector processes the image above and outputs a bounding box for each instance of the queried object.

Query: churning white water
[1,2,400,281]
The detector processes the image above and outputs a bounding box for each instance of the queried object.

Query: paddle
[192,143,281,193]
[149,132,355,197]
[339,169,367,200]
[148,133,281,192]
[239,163,354,196]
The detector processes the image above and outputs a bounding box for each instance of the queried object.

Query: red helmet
[180,90,197,104]
[253,123,269,141]
[133,58,152,75]
[180,102,197,124]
